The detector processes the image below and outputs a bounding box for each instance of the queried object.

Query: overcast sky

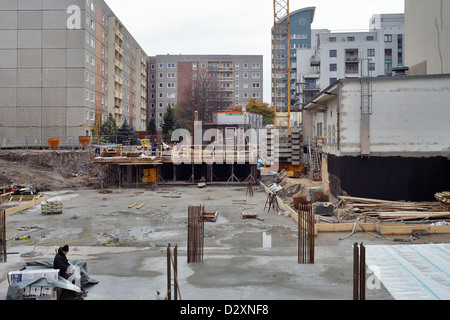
[105,0,405,103]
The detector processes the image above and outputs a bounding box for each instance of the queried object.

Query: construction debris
[241,211,264,221]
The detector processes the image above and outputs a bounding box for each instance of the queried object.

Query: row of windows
[150,82,261,92]
[153,72,262,79]
[151,62,261,70]
[328,49,377,58]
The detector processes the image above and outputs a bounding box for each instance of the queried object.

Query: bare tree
[176,71,231,131]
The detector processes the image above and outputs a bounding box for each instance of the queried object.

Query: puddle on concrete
[224,227,297,248]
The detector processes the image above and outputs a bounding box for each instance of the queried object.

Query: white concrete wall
[405,0,450,75]
[315,76,450,157]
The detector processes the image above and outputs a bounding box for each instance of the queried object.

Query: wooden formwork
[259,181,450,236]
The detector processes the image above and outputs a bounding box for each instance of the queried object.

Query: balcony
[114,107,123,115]
[115,43,123,56]
[114,59,124,70]
[310,56,320,66]
[114,90,123,100]
[115,27,124,41]
[114,74,123,85]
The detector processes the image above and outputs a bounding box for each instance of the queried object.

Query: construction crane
[273,0,291,132]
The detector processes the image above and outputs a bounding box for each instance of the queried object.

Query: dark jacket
[53,251,70,276]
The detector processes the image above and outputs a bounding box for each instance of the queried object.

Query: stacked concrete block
[291,127,302,166]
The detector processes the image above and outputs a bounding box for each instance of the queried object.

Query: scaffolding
[273,0,291,132]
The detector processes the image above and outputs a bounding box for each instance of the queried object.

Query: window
[385,62,393,74]
[329,37,336,42]
[385,49,393,60]
[167,73,175,78]
[167,83,175,88]
[243,83,249,89]
[369,63,375,71]
[384,34,392,42]
[252,63,261,69]
[329,50,337,58]
[368,49,375,57]
[330,64,337,72]
[347,37,355,42]
[167,93,176,99]
[252,83,260,88]
[291,34,307,39]
[167,63,175,68]
[252,93,260,98]
[252,73,260,79]
[366,36,375,41]
[291,43,307,49]
[330,78,337,86]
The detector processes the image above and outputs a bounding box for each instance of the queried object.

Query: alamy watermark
[170,122,279,172]
[67,5,81,30]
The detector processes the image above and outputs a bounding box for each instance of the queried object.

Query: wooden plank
[316,223,376,233]
[5,195,47,217]
[128,203,138,208]
[377,223,450,235]
[136,203,145,209]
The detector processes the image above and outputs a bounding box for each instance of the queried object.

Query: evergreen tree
[147,117,157,138]
[161,106,176,141]
[114,119,138,145]
[100,113,118,143]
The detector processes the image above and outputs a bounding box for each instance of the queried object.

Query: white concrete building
[303,74,450,201]
[296,14,404,106]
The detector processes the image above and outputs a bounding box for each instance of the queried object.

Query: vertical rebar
[360,243,366,300]
[353,242,366,300]
[353,242,359,300]
[298,204,315,264]
[167,244,171,300]
[174,244,178,301]
[188,206,204,264]
[0,209,6,263]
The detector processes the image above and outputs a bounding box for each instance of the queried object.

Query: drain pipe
[337,82,341,151]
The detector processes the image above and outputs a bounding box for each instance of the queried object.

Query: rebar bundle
[187,206,204,264]
[298,204,315,264]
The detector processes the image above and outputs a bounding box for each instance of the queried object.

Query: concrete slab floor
[1,184,449,300]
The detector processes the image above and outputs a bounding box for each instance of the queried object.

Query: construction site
[0,124,450,302]
[0,0,450,305]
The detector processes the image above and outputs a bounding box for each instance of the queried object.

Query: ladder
[308,137,322,181]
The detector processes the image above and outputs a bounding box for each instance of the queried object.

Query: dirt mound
[0,150,100,191]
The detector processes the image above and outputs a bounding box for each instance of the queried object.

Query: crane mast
[273,0,291,132]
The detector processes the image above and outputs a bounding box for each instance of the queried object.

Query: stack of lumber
[435,192,450,211]
[339,196,446,223]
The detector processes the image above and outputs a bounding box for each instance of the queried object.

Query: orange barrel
[79,136,91,149]
[48,138,60,150]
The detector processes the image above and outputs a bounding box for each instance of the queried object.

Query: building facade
[148,55,264,132]
[405,0,450,75]
[271,7,316,111]
[0,0,148,148]
[296,14,405,106]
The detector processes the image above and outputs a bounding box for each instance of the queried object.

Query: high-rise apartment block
[296,13,405,106]
[148,55,264,131]
[271,7,316,111]
[0,0,148,148]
